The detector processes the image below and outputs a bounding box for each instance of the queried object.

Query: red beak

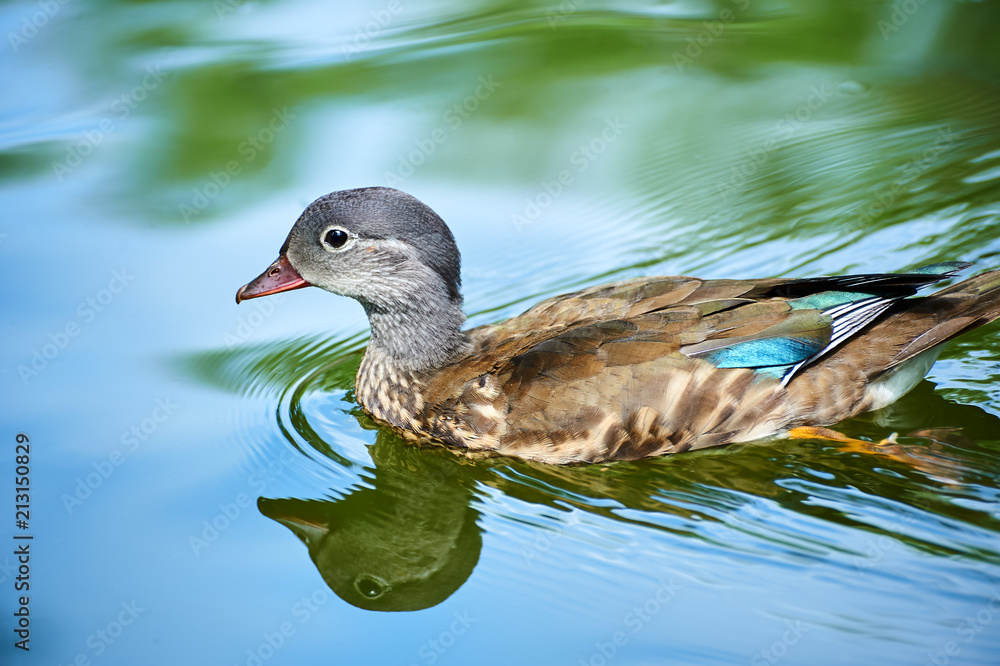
[236,255,310,304]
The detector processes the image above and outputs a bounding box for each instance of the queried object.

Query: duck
[236,187,1000,464]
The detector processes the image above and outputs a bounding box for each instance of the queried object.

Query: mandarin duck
[236,187,1000,464]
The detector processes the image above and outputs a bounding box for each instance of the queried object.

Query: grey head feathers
[280,187,470,370]
[281,187,462,306]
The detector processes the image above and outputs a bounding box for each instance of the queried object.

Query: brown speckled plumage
[238,188,1000,464]
[345,271,998,463]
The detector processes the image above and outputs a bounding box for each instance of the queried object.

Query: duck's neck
[362,296,471,375]
[355,297,470,430]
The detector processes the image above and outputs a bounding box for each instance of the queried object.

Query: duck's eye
[322,228,350,250]
[355,575,385,599]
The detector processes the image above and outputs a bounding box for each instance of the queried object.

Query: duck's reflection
[258,432,481,612]
[259,379,1000,611]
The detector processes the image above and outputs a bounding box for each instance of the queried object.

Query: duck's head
[237,187,470,369]
[237,187,462,310]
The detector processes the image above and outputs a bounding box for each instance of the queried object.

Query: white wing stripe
[781,297,895,386]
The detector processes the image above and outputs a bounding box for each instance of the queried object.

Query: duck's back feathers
[409,266,999,463]
[881,267,1000,369]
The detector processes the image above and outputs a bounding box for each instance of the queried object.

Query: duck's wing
[783,266,1000,422]
[471,264,970,384]
[873,266,1000,370]
[682,263,973,385]
[450,265,983,463]
[490,302,792,463]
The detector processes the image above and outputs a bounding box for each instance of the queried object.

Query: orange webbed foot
[788,426,966,482]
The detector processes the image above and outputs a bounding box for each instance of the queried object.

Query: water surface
[3,0,1000,664]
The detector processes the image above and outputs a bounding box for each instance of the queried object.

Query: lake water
[4,0,1000,664]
